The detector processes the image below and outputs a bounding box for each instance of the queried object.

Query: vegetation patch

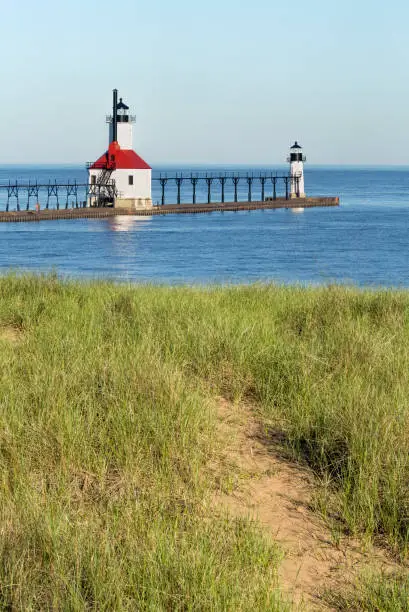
[325,571,409,611]
[1,274,409,607]
[0,274,284,610]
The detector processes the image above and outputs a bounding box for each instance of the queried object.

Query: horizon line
[1,162,409,169]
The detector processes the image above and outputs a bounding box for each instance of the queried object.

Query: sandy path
[211,399,396,610]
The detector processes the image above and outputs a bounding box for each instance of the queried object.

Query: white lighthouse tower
[88,89,152,210]
[108,97,133,150]
[288,141,306,199]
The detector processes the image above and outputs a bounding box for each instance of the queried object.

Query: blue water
[0,165,409,286]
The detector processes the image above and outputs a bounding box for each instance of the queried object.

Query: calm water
[0,165,409,286]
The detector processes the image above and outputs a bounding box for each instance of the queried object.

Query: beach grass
[325,571,409,611]
[0,274,284,610]
[1,274,409,607]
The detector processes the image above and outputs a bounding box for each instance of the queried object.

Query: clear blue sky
[1,0,408,165]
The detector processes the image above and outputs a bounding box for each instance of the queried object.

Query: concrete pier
[0,197,339,223]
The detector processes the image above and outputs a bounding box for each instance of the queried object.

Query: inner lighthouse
[88,89,152,210]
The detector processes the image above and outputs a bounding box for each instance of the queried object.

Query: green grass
[326,572,409,611]
[0,275,284,610]
[1,274,409,607]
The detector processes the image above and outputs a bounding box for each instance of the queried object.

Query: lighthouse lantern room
[88,89,152,210]
[288,141,306,199]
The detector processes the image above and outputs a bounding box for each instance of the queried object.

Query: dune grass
[1,274,409,607]
[0,275,284,610]
[326,571,409,611]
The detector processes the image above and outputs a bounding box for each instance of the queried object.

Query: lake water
[0,165,408,286]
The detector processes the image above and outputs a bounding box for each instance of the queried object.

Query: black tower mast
[112,89,118,143]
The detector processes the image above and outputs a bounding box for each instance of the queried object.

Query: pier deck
[0,197,339,223]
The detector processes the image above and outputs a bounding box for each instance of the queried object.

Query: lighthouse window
[128,175,134,185]
[91,175,96,185]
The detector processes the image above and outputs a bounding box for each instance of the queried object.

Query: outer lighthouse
[88,89,152,210]
[288,141,306,199]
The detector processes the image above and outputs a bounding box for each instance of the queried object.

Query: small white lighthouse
[288,141,306,199]
[88,89,152,210]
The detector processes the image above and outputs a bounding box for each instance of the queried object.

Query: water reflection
[108,215,152,232]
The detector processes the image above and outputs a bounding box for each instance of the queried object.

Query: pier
[0,159,339,223]
[0,197,339,223]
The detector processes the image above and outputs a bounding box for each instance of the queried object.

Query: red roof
[90,144,151,170]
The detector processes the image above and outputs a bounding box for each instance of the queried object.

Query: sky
[1,0,409,165]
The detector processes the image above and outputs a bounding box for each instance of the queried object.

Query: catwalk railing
[153,172,300,205]
[0,172,301,211]
[0,181,117,211]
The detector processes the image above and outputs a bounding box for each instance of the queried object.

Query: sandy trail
[211,399,396,610]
